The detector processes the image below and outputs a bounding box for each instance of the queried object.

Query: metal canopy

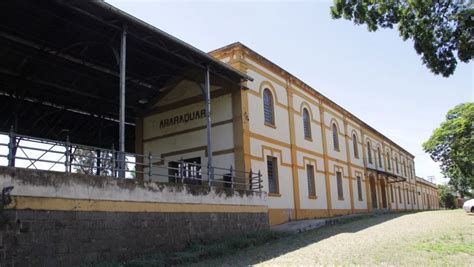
[0,0,250,152]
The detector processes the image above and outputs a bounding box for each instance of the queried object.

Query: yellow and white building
[138,42,439,225]
[416,177,440,210]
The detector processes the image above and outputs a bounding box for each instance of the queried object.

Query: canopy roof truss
[0,0,250,152]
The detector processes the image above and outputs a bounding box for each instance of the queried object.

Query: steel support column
[7,126,16,167]
[118,26,127,178]
[204,66,213,184]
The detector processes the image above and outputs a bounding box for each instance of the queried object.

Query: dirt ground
[190,210,474,266]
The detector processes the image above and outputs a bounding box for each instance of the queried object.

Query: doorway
[370,176,377,209]
[380,179,387,208]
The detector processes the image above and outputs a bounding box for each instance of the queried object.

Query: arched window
[367,141,372,164]
[377,147,382,167]
[352,134,359,158]
[386,152,391,170]
[263,89,274,126]
[332,123,339,151]
[303,108,311,139]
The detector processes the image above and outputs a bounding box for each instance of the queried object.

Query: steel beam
[118,26,127,178]
[0,68,136,111]
[61,2,249,84]
[0,32,156,90]
[204,66,213,184]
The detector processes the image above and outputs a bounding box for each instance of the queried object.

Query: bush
[438,184,457,209]
[443,193,456,209]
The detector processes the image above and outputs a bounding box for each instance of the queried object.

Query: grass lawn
[97,209,473,266]
[190,209,473,266]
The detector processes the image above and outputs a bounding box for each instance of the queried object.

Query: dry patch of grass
[188,210,474,266]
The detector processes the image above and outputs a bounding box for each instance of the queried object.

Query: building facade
[416,177,440,210]
[138,42,439,225]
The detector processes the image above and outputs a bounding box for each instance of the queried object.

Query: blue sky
[107,0,473,184]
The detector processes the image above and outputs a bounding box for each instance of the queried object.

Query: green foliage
[413,233,474,256]
[73,149,112,176]
[423,103,474,196]
[437,184,456,209]
[330,0,473,77]
[73,149,132,177]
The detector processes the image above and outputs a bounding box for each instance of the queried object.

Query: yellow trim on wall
[319,105,332,217]
[249,145,293,168]
[268,208,295,226]
[295,102,321,124]
[145,88,231,117]
[361,130,372,212]
[230,46,415,158]
[231,85,248,183]
[343,119,355,213]
[247,63,288,92]
[10,196,268,213]
[248,130,369,171]
[296,146,324,160]
[286,89,301,219]
[144,119,234,143]
[247,82,288,110]
[297,209,330,219]
[249,131,291,148]
[330,209,353,217]
[210,44,429,224]
[289,87,321,111]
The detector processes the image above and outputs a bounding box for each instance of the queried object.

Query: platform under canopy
[0,0,250,152]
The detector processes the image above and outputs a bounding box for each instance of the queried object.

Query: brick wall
[0,167,269,266]
[0,210,267,266]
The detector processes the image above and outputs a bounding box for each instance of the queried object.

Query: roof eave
[87,1,253,82]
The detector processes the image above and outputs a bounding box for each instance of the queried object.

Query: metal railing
[0,128,263,192]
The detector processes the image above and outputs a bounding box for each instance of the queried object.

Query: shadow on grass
[91,230,287,267]
[190,212,413,266]
[94,212,414,267]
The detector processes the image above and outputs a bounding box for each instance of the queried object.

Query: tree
[437,184,456,209]
[330,0,473,77]
[72,148,136,178]
[72,148,114,176]
[423,103,474,196]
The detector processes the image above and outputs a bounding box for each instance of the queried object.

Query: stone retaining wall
[0,167,268,266]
